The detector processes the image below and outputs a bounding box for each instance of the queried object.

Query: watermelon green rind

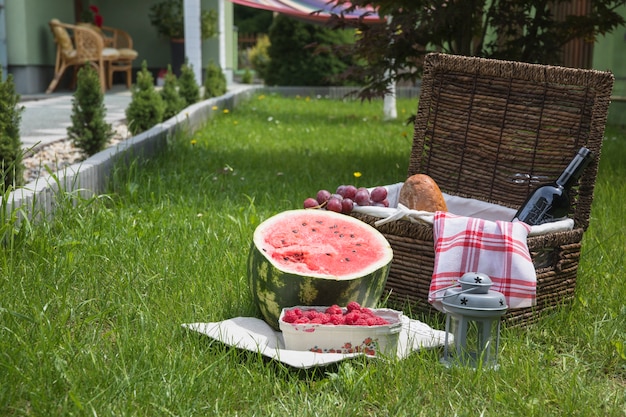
[247,209,393,330]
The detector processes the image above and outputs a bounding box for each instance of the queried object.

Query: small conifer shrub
[0,69,24,190]
[203,61,227,99]
[160,65,186,120]
[125,61,165,135]
[241,68,253,84]
[67,65,114,156]
[178,61,200,107]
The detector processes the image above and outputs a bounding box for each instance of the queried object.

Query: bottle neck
[555,147,593,189]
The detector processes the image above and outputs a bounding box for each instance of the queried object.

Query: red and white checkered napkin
[429,211,537,311]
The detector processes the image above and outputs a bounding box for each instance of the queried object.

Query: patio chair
[46,19,120,93]
[84,24,138,88]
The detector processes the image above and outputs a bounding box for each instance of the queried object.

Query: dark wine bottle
[513,147,594,225]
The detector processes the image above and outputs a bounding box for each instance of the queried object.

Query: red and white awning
[228,0,384,23]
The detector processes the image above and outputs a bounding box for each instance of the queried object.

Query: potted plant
[149,0,218,74]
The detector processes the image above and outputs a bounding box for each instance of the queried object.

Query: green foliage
[125,61,165,135]
[178,62,200,107]
[248,34,270,80]
[67,65,113,157]
[241,68,253,84]
[203,62,227,99]
[149,0,217,39]
[0,69,24,190]
[330,0,626,99]
[264,15,355,86]
[160,65,186,120]
[233,4,273,34]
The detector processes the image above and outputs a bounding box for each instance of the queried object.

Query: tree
[67,65,114,156]
[265,14,355,86]
[125,61,165,135]
[203,61,227,99]
[329,0,626,99]
[160,65,186,120]
[0,69,24,190]
[178,62,200,107]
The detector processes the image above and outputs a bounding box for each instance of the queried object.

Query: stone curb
[6,85,262,223]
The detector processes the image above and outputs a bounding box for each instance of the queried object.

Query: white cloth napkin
[182,316,449,369]
[352,183,574,235]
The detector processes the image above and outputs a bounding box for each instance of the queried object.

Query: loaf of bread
[398,174,448,212]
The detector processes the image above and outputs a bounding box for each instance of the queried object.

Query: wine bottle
[513,147,594,225]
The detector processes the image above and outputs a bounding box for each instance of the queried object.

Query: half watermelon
[248,209,393,329]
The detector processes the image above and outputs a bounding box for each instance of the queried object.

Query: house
[0,0,236,95]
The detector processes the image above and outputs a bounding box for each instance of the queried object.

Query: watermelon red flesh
[248,209,393,330]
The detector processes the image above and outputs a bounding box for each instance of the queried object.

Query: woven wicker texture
[362,53,614,326]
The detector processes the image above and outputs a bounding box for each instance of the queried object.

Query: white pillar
[218,0,226,71]
[184,0,202,85]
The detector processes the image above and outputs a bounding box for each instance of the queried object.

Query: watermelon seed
[302,222,307,226]
[292,230,298,233]
[311,228,317,232]
[339,234,344,238]
[345,257,350,262]
[350,234,355,238]
[326,253,331,256]
[316,220,323,224]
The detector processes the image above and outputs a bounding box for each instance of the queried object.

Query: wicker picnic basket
[351,53,614,326]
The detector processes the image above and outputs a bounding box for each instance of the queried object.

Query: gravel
[22,124,130,184]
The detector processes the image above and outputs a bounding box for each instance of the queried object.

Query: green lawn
[1,93,625,416]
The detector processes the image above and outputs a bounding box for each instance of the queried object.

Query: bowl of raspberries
[278,302,403,356]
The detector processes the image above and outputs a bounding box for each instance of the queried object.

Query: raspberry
[346,301,361,312]
[374,317,389,325]
[325,305,343,315]
[366,317,379,326]
[294,317,310,324]
[305,310,319,320]
[360,307,374,316]
[290,308,303,317]
[318,313,331,324]
[344,311,360,325]
[282,311,299,323]
[329,314,344,325]
[355,318,368,326]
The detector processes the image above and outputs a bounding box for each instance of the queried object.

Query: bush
[0,69,24,190]
[160,65,186,120]
[248,34,270,80]
[67,65,114,157]
[203,61,227,99]
[241,68,253,84]
[264,15,355,86]
[178,62,200,107]
[125,61,165,135]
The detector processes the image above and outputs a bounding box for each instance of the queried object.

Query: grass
[1,93,625,416]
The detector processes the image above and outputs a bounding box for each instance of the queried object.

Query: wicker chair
[99,25,138,88]
[46,19,120,93]
[352,52,614,326]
